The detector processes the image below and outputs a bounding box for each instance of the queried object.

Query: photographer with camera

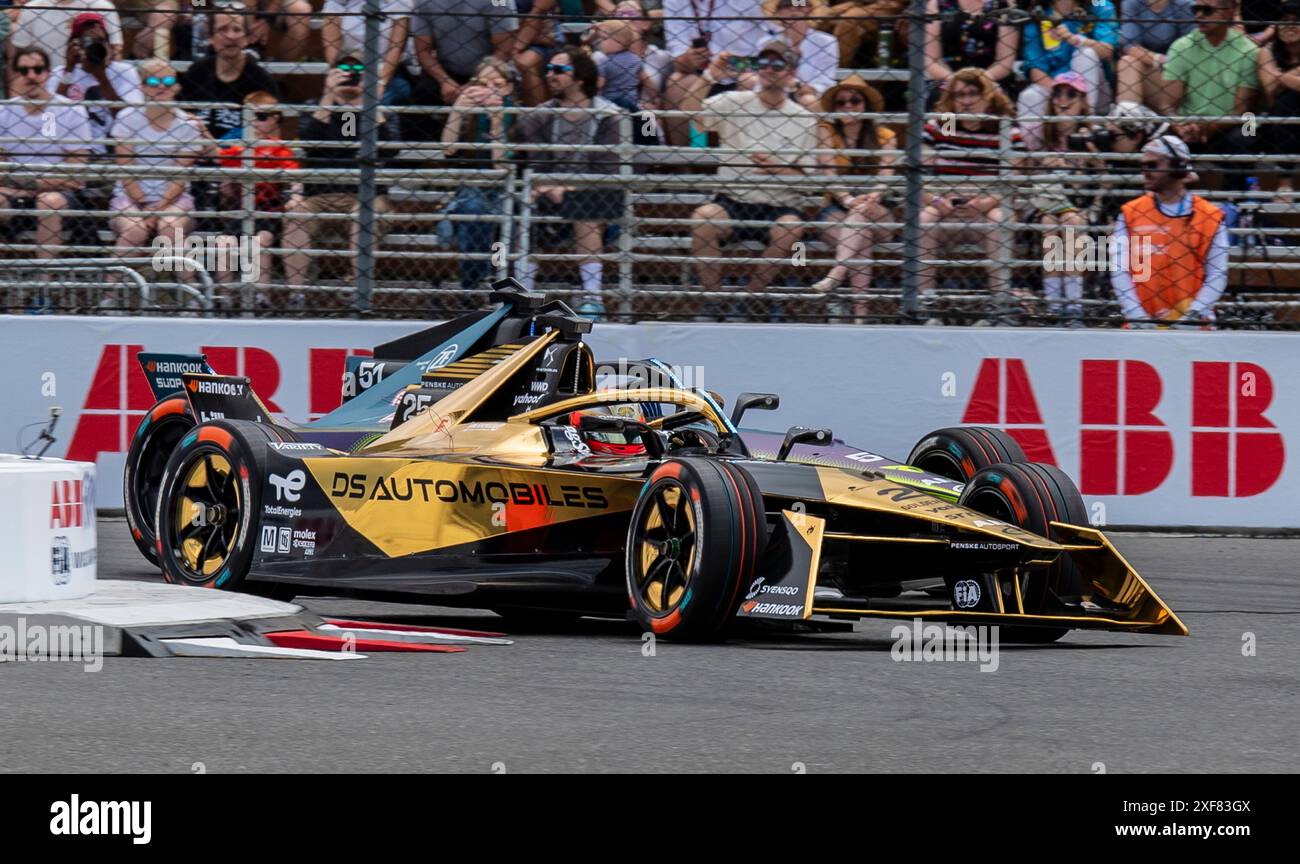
[660,0,768,145]
[281,54,400,298]
[53,13,142,157]
[9,0,123,64]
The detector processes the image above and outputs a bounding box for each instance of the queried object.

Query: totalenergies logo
[962,357,1285,497]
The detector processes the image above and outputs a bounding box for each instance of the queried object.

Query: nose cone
[814,466,1064,551]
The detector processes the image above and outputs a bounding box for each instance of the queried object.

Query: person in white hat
[1109,135,1229,327]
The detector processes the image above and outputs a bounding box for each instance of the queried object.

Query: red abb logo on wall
[66,344,370,464]
[51,480,85,528]
[963,357,1285,497]
[1080,360,1174,496]
[1191,362,1285,497]
[960,358,1059,464]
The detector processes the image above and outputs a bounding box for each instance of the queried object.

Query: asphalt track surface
[2,518,1297,773]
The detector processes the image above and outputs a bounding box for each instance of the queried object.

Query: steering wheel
[667,427,720,454]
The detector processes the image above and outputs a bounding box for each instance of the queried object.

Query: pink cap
[1052,71,1089,94]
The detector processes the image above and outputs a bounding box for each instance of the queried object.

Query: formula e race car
[124,286,970,567]
[147,292,1187,643]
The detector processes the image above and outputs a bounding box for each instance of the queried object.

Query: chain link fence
[0,1,1297,327]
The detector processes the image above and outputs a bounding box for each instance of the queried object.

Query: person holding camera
[746,0,839,108]
[281,54,400,295]
[10,0,123,63]
[660,0,768,145]
[53,13,142,158]
[439,57,518,294]
[0,46,91,261]
[689,40,819,305]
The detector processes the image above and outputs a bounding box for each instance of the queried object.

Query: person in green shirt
[1161,0,1258,187]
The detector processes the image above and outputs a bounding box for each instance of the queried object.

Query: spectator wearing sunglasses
[281,54,401,295]
[1115,0,1194,113]
[516,49,624,316]
[109,60,208,263]
[1017,0,1119,137]
[409,0,519,141]
[1110,135,1228,326]
[513,0,562,107]
[53,13,142,157]
[178,9,280,141]
[813,75,897,319]
[0,46,91,260]
[690,40,819,306]
[10,0,123,64]
[323,0,414,105]
[1162,0,1257,187]
[660,0,770,146]
[747,0,839,108]
[217,91,299,286]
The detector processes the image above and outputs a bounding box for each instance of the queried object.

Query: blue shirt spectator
[1120,0,1194,54]
[1022,0,1120,82]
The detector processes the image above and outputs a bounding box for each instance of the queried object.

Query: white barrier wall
[0,457,96,602]
[0,315,1294,528]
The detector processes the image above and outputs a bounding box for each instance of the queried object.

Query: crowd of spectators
[0,0,1295,326]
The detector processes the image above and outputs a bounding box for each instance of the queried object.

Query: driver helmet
[567,404,648,456]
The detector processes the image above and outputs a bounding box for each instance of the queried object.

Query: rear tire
[626,458,765,642]
[155,420,277,592]
[957,461,1089,644]
[907,426,1027,484]
[124,396,195,567]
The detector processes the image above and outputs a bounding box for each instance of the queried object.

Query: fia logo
[269,470,306,502]
[277,527,292,554]
[953,580,982,609]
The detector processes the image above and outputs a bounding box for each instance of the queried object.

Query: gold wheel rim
[173,451,241,577]
[634,480,697,613]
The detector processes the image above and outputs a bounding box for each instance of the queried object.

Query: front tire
[124,396,195,567]
[155,420,276,591]
[907,426,1027,484]
[626,458,765,642]
[958,461,1089,643]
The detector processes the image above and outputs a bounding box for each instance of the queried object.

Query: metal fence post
[240,100,256,316]
[353,0,384,313]
[900,0,927,320]
[617,111,635,319]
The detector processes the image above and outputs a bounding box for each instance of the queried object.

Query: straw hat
[820,74,884,114]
